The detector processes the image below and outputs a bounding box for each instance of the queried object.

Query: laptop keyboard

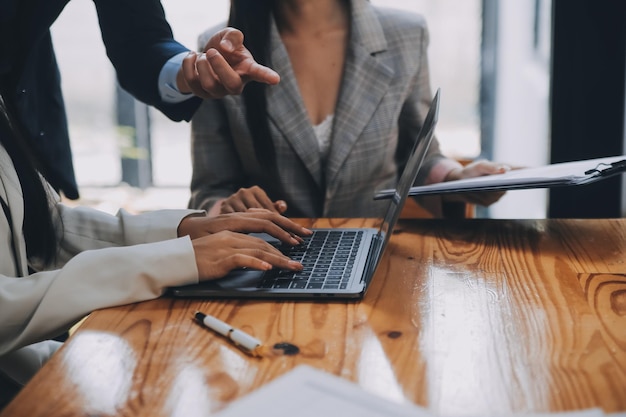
[258,230,363,290]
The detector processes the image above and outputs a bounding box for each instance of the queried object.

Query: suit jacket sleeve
[92,0,201,121]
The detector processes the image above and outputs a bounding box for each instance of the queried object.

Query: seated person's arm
[3,206,309,362]
[417,157,510,218]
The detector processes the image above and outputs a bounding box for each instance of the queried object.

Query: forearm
[92,0,201,120]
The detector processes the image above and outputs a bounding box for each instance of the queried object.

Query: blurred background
[50,0,626,218]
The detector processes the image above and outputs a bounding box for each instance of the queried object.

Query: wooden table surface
[3,218,625,417]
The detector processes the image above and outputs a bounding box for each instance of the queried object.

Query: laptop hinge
[361,234,384,285]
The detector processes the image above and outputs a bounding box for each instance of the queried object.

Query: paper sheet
[213,366,607,417]
[213,366,430,417]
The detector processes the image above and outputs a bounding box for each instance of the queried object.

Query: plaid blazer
[189,0,447,217]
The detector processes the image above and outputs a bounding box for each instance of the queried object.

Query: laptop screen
[363,89,440,282]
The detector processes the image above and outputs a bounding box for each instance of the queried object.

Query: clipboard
[374,155,626,200]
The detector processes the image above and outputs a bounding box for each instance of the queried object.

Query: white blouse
[312,114,334,160]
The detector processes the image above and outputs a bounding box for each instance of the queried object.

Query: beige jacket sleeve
[0,205,201,356]
[0,148,201,356]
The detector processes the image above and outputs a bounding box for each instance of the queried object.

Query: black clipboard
[374,155,626,200]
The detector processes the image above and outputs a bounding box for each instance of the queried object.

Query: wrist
[426,158,464,185]
[207,199,225,217]
[177,212,206,237]
[176,69,192,94]
[444,167,463,182]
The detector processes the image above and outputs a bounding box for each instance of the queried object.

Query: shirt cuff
[158,52,195,103]
[425,158,464,185]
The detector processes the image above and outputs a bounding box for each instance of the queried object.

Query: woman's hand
[219,186,288,215]
[177,27,280,99]
[442,160,511,206]
[191,231,303,280]
[177,209,310,246]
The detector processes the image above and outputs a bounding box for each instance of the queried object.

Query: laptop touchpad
[196,269,265,290]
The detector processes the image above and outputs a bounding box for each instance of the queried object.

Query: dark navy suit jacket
[0,0,202,198]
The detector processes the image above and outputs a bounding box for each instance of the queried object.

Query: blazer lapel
[325,0,394,186]
[266,19,324,189]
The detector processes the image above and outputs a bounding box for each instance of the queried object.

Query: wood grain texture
[2,218,625,417]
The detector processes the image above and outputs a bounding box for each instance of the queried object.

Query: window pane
[51,0,119,186]
[371,0,482,159]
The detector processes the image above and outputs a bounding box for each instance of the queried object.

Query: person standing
[0,0,280,199]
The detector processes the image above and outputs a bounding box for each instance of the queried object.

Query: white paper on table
[212,365,608,417]
[212,365,431,417]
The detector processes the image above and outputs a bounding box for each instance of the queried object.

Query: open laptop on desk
[170,89,440,299]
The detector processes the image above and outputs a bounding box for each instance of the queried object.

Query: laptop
[170,89,440,299]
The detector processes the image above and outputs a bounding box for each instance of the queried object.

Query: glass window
[370,0,482,160]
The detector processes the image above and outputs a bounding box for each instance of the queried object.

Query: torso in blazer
[190,0,446,218]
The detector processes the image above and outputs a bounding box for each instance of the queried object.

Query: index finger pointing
[241,61,280,85]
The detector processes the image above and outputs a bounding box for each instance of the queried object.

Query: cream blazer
[0,145,200,382]
[189,0,447,217]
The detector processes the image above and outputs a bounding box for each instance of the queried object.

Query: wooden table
[3,218,625,416]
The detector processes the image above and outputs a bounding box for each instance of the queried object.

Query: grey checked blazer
[189,0,447,218]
